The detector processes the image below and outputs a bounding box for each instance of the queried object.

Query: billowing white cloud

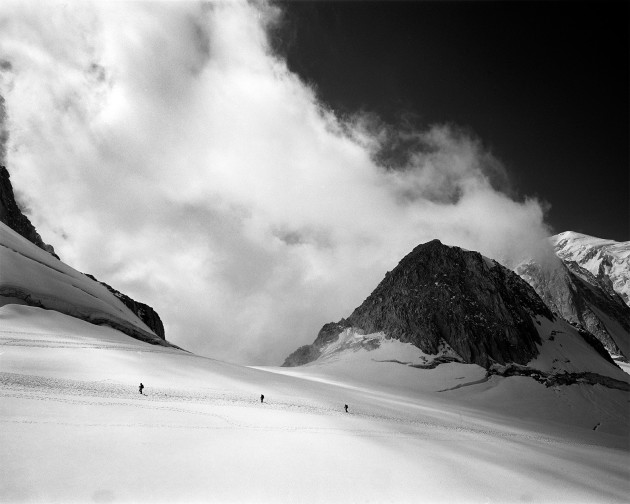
[0,0,552,364]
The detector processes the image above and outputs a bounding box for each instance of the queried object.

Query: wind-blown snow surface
[1,305,628,503]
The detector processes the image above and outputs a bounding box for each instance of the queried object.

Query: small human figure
[260,394,264,403]
[344,404,348,413]
[139,383,144,395]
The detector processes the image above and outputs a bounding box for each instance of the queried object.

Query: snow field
[1,305,629,503]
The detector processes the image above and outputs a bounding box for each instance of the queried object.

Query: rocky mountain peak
[285,240,555,368]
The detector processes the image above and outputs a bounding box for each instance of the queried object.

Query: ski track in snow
[0,323,621,449]
[0,369,591,448]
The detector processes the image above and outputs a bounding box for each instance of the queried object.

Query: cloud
[0,0,552,364]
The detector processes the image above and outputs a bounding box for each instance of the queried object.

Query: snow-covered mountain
[0,221,176,348]
[516,232,630,361]
[517,258,630,360]
[1,161,628,501]
[0,164,171,346]
[284,239,628,390]
[1,211,628,501]
[552,231,630,307]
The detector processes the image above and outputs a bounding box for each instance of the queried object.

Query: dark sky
[273,1,629,241]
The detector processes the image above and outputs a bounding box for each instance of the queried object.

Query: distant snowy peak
[551,231,630,307]
[516,258,630,359]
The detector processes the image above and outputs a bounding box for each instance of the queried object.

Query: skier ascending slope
[344,404,348,413]
[260,394,264,403]
[139,383,144,395]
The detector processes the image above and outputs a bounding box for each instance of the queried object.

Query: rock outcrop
[0,164,168,343]
[284,239,554,368]
[0,165,59,259]
[84,274,166,341]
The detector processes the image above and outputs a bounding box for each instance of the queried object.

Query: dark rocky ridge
[486,363,629,391]
[84,274,165,341]
[0,164,167,342]
[284,240,556,368]
[0,165,59,259]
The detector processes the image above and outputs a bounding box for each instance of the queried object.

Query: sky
[274,1,629,242]
[0,0,627,365]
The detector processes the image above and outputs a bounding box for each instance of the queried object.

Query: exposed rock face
[487,363,629,391]
[282,344,323,368]
[84,274,166,341]
[517,258,630,359]
[284,240,554,368]
[0,165,59,259]
[0,164,168,343]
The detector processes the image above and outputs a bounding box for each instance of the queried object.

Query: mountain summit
[285,240,555,368]
[284,239,628,392]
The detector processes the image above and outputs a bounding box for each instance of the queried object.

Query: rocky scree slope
[285,240,558,368]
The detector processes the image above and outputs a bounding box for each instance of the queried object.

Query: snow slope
[552,231,630,307]
[0,222,168,346]
[1,304,629,503]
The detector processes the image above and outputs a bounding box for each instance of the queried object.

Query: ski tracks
[0,371,568,446]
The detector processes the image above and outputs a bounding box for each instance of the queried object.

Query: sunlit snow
[1,304,628,503]
[1,223,629,503]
